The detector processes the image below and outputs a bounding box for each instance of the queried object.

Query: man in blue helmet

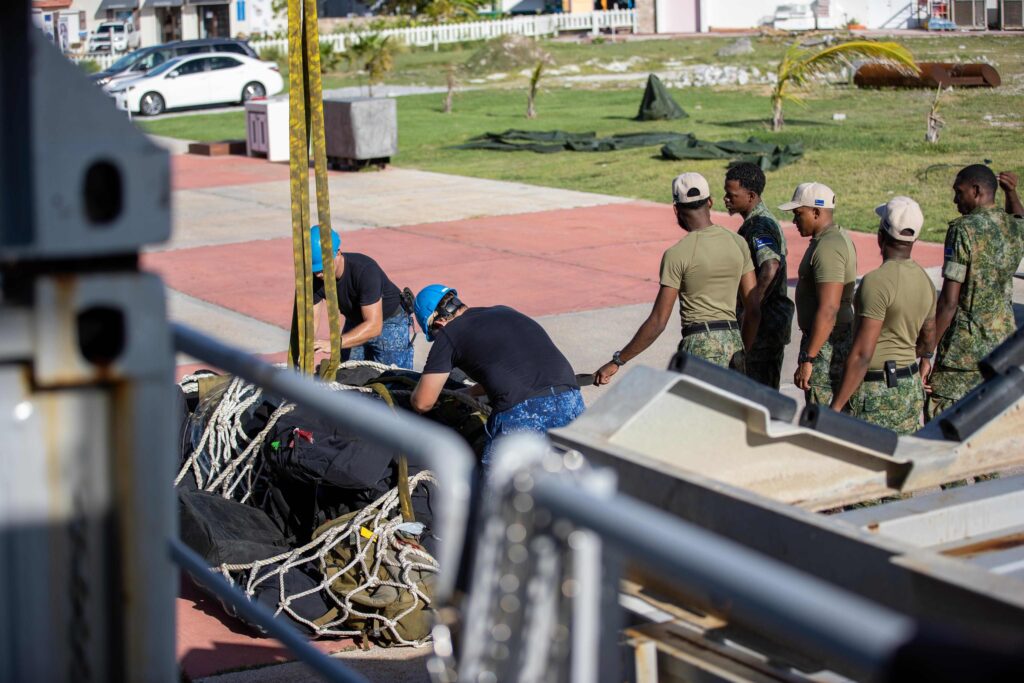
[309,225,414,369]
[409,285,584,465]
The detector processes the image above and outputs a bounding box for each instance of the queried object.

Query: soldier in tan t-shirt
[780,182,858,406]
[595,172,759,384]
[831,197,937,434]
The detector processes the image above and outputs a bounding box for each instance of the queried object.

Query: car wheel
[140,92,165,116]
[241,81,266,103]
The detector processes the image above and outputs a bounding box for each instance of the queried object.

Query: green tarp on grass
[636,73,688,121]
[454,130,804,171]
[661,136,805,172]
[455,130,693,154]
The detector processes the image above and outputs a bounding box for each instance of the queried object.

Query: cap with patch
[778,182,836,211]
[875,195,924,242]
[672,172,711,204]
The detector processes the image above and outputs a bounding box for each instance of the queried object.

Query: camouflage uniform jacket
[937,206,1024,371]
[737,202,794,351]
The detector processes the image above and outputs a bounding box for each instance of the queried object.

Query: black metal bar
[169,539,369,683]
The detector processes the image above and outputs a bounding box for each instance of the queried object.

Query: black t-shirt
[422,306,577,412]
[312,253,402,325]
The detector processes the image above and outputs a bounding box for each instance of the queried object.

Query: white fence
[70,10,636,69]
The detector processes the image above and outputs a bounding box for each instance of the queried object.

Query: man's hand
[313,339,331,354]
[794,361,813,391]
[920,357,933,394]
[594,362,620,386]
[998,171,1018,194]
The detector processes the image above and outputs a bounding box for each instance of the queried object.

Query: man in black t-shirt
[310,226,413,369]
[409,284,584,465]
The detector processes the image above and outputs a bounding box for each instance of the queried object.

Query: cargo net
[174,363,461,644]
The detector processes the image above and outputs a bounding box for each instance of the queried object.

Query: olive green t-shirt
[660,225,754,326]
[795,225,857,331]
[855,259,937,371]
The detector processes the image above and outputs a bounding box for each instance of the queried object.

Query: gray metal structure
[323,96,399,167]
[0,15,176,682]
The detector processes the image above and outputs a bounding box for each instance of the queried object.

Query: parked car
[109,53,283,116]
[91,38,259,89]
[88,21,141,53]
[773,4,816,31]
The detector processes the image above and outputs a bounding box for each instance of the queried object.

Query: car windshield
[111,26,125,33]
[108,50,145,72]
[147,57,183,77]
[96,25,112,34]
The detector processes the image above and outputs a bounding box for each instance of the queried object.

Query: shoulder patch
[944,246,954,258]
[753,235,777,250]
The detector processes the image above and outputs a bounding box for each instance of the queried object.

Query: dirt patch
[465,35,553,75]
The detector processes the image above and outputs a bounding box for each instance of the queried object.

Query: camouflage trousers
[925,366,983,422]
[849,373,925,435]
[800,325,852,406]
[482,388,585,465]
[744,346,785,390]
[344,311,414,369]
[678,327,745,372]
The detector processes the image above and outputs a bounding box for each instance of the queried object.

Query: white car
[88,21,141,53]
[109,53,283,116]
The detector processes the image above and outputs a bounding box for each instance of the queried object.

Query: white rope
[218,470,440,645]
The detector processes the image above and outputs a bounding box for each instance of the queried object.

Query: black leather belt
[525,384,577,400]
[864,362,919,383]
[681,320,739,338]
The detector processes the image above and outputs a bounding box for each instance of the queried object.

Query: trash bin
[245,95,289,162]
[322,96,397,169]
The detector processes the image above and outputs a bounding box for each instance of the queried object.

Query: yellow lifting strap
[287,0,342,378]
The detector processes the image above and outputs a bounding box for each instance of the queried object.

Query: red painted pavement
[172,154,292,191]
[147,202,944,330]
[177,575,355,679]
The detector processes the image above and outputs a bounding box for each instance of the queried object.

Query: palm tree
[526,61,544,119]
[347,34,395,97]
[771,39,917,131]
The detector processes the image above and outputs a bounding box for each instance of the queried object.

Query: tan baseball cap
[875,196,924,242]
[778,182,836,211]
[672,172,711,204]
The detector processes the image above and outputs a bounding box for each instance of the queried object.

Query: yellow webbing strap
[367,383,416,524]
[287,0,341,377]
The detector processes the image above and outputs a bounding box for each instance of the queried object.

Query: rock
[717,37,754,57]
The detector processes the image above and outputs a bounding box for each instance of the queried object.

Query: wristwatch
[611,351,627,367]
[921,352,934,360]
[798,350,817,364]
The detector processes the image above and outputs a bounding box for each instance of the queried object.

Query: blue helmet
[309,225,341,274]
[415,284,456,342]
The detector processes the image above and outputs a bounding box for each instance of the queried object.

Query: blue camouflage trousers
[482,388,585,465]
[343,310,414,369]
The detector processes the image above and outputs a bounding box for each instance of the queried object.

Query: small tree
[443,63,458,113]
[771,39,917,131]
[346,34,395,97]
[526,61,544,119]
[926,85,949,144]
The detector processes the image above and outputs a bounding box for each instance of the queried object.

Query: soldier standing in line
[723,162,795,390]
[780,182,858,406]
[594,172,760,385]
[925,165,1024,420]
[831,197,936,434]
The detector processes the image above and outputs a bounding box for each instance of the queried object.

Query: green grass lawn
[140,33,1024,242]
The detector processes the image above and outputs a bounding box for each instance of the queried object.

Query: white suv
[89,21,141,53]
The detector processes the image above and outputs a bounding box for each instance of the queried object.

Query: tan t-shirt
[855,258,937,371]
[660,225,754,325]
[795,225,857,331]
